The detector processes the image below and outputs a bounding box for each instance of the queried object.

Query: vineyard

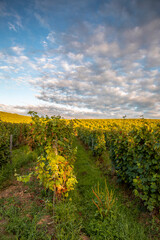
[73,118,160,211]
[0,121,29,168]
[0,112,160,239]
[0,111,31,123]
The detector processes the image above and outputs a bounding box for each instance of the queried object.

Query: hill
[0,111,31,123]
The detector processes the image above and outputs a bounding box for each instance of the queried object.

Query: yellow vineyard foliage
[0,111,31,123]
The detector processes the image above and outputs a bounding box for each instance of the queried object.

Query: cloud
[2,20,160,118]
[1,0,160,118]
[0,65,15,71]
[99,0,160,29]
[0,2,23,32]
[14,13,23,29]
[8,22,17,32]
[0,1,9,17]
[28,19,159,118]
[41,40,48,48]
[34,12,50,28]
[46,32,55,43]
[0,100,159,119]
[68,52,83,61]
[11,46,25,55]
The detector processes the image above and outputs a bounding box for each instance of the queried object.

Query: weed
[92,181,115,218]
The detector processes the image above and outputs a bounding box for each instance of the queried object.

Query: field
[0,112,159,239]
[0,111,31,123]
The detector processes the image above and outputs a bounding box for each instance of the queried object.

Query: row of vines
[0,121,29,168]
[73,119,160,211]
[26,112,77,200]
[1,114,159,211]
[1,112,77,202]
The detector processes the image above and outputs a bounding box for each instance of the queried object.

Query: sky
[0,0,160,119]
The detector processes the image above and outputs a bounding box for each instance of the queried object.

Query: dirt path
[0,173,55,239]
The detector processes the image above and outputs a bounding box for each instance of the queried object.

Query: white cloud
[68,52,83,61]
[61,61,79,72]
[46,32,55,43]
[11,46,25,55]
[0,66,10,70]
[1,0,160,118]
[8,14,23,32]
[8,22,17,32]
[0,65,15,71]
[42,40,48,48]
[42,63,56,69]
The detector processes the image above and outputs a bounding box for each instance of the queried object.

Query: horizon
[0,0,160,119]
[1,110,160,120]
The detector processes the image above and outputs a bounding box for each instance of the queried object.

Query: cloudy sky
[0,0,160,118]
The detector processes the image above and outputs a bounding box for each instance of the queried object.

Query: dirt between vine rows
[0,179,90,240]
[0,177,56,239]
[0,181,32,200]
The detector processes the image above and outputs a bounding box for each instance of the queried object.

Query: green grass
[53,200,82,240]
[52,138,158,239]
[0,139,159,240]
[66,138,155,240]
[0,146,37,189]
[0,146,56,239]
[0,197,52,240]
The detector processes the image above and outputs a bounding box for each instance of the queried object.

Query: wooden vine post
[10,134,13,163]
[53,136,58,216]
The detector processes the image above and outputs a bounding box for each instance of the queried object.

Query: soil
[0,175,56,239]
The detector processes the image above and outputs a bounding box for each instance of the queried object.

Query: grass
[53,200,82,240]
[0,146,56,239]
[0,139,159,240]
[67,138,157,240]
[0,146,37,189]
[0,197,52,240]
[0,144,82,240]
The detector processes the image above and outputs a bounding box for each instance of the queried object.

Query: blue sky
[0,0,160,118]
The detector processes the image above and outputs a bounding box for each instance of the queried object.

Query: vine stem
[53,185,56,217]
